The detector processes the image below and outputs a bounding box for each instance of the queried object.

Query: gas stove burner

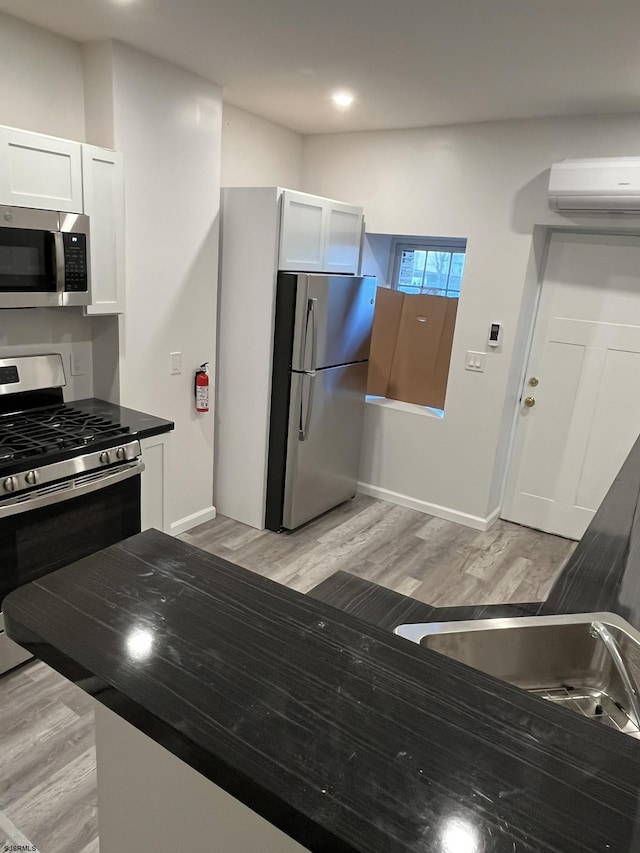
[0,403,131,467]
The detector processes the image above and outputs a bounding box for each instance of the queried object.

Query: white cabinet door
[324,202,363,274]
[82,145,125,315]
[0,127,83,212]
[140,433,171,533]
[279,190,326,272]
[279,190,363,274]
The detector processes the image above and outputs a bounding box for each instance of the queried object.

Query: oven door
[0,207,60,308]
[0,462,143,672]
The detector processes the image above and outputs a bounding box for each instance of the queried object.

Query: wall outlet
[465,351,486,372]
[170,352,182,375]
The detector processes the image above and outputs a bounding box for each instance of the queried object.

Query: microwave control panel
[63,233,88,292]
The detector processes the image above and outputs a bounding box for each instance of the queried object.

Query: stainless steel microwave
[0,205,91,308]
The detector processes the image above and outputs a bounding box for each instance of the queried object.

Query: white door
[503,231,640,540]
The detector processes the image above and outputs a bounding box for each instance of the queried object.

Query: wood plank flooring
[180,495,577,606]
[0,496,576,852]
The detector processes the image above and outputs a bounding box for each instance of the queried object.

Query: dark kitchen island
[6,437,640,851]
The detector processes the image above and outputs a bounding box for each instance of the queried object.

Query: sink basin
[395,612,640,738]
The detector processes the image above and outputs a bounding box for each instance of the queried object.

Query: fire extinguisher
[194,363,209,412]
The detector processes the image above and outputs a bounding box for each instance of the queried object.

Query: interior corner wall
[301,114,640,524]
[221,103,303,189]
[109,41,221,530]
[0,11,94,401]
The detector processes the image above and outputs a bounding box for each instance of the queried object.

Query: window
[364,233,467,415]
[391,239,466,297]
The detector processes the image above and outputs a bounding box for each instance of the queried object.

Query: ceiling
[2,0,640,135]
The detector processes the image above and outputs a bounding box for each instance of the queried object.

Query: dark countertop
[5,437,640,851]
[72,397,174,440]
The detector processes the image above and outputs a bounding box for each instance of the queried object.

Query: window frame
[390,237,467,297]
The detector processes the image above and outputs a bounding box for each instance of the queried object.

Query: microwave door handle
[53,231,65,293]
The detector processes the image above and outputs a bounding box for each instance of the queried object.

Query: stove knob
[3,477,16,492]
[25,470,39,486]
[100,451,111,464]
[116,447,127,460]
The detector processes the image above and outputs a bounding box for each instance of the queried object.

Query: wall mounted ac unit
[548,157,640,213]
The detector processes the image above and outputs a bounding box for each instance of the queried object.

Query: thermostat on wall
[488,322,502,348]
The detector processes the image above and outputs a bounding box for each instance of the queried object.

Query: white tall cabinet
[82,145,126,316]
[215,187,363,530]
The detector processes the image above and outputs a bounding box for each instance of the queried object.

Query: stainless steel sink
[395,612,640,738]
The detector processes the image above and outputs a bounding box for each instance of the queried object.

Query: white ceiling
[2,0,640,135]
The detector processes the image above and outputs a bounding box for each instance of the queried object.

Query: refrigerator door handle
[303,297,318,373]
[299,371,315,441]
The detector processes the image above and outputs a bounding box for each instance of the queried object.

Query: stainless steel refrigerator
[266,273,377,532]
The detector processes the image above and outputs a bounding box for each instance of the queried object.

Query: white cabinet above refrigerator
[279,189,363,275]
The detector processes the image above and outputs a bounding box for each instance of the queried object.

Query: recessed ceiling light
[332,91,354,109]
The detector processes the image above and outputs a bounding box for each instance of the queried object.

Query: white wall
[0,309,93,400]
[0,12,94,400]
[302,114,640,525]
[107,42,221,531]
[0,12,85,141]
[221,103,303,189]
[361,233,393,285]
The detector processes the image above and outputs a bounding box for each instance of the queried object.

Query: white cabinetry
[0,126,83,212]
[82,145,125,315]
[140,433,171,534]
[279,189,363,275]
[216,186,365,530]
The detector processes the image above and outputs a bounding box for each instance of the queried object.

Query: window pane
[395,244,465,298]
[447,252,465,296]
[425,251,451,293]
[398,249,428,293]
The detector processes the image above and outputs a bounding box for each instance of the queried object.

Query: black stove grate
[0,406,131,464]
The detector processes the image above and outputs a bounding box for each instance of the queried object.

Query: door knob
[524,396,536,408]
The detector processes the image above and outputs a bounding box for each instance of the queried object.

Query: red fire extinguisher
[194,363,209,412]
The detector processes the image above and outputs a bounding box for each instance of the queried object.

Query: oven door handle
[0,461,144,519]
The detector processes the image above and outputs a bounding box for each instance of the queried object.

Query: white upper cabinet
[324,202,364,274]
[82,145,125,315]
[279,190,363,274]
[280,191,325,271]
[0,127,83,213]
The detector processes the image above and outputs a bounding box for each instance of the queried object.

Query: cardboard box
[366,288,405,397]
[367,287,458,408]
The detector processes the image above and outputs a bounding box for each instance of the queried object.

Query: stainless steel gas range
[0,353,144,674]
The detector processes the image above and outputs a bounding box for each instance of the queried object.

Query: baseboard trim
[357,482,499,532]
[170,506,217,536]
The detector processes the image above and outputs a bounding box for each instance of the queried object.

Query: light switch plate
[465,350,486,372]
[170,352,182,375]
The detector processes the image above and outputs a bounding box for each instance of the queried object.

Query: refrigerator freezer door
[290,274,377,371]
[282,361,368,530]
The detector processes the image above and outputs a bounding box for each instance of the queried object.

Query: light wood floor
[0,496,576,852]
